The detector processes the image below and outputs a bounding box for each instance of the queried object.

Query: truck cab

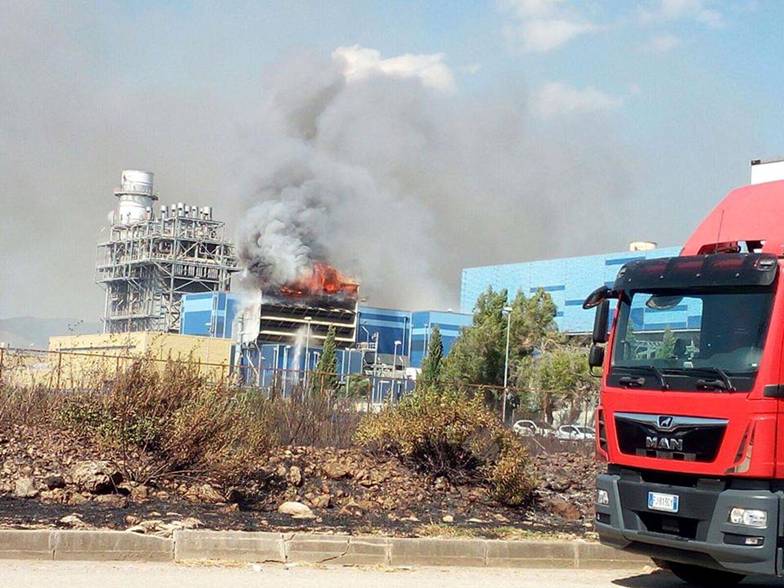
[587,175,784,585]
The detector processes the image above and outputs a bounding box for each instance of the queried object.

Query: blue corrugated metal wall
[180,292,239,338]
[460,246,703,334]
[410,310,473,368]
[357,306,411,356]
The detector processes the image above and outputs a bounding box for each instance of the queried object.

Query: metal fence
[0,346,417,411]
[0,346,593,424]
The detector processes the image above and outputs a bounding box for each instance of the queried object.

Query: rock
[67,491,89,506]
[287,466,303,487]
[93,493,128,508]
[44,475,66,490]
[277,501,315,519]
[311,494,332,509]
[59,514,88,529]
[322,462,351,480]
[226,487,244,504]
[127,519,166,535]
[39,489,67,504]
[71,461,122,494]
[545,497,582,522]
[130,484,150,501]
[187,483,223,503]
[442,514,454,523]
[434,476,449,492]
[14,477,38,498]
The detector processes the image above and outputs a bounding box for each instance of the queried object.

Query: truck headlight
[728,507,767,529]
[597,489,609,506]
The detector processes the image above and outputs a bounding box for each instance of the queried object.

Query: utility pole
[502,306,513,424]
[304,316,313,388]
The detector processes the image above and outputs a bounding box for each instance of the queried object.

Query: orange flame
[279,262,359,299]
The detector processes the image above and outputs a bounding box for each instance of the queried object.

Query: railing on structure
[234,363,416,410]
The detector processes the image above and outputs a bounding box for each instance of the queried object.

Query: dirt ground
[0,425,599,539]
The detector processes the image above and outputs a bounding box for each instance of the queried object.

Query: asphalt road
[3,561,784,587]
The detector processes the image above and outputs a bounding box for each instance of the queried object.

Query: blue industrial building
[179,292,239,338]
[460,246,703,334]
[180,294,473,373]
[357,306,411,356]
[410,310,473,367]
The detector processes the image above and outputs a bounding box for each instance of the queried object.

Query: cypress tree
[419,324,444,389]
[312,325,338,394]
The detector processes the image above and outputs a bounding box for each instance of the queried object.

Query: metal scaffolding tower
[96,170,238,334]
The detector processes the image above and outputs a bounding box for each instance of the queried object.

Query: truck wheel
[666,561,745,586]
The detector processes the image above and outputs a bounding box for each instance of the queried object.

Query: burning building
[235,262,359,349]
[96,170,238,333]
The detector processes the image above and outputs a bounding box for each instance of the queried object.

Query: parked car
[512,419,538,437]
[554,424,595,441]
[512,420,554,437]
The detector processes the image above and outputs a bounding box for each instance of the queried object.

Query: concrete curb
[0,529,650,569]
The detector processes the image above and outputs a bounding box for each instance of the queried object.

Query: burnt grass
[0,426,598,538]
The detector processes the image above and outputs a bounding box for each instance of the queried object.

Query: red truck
[585,160,784,585]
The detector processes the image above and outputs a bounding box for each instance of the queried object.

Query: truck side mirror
[592,299,610,344]
[583,285,611,309]
[588,344,605,369]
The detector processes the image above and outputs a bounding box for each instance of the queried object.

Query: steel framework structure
[96,215,237,333]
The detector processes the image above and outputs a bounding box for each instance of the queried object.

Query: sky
[1,0,783,320]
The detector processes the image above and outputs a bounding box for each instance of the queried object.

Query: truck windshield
[610,288,774,392]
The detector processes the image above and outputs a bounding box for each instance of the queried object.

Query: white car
[555,425,595,441]
[512,420,538,437]
[512,420,553,437]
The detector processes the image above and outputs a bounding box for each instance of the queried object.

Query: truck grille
[614,412,727,462]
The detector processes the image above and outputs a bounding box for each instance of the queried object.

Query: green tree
[441,287,559,390]
[418,325,444,389]
[441,288,507,386]
[516,345,596,424]
[655,328,677,360]
[311,326,338,394]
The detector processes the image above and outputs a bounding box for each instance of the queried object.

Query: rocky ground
[0,425,599,539]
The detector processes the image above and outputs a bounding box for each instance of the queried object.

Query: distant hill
[0,317,102,350]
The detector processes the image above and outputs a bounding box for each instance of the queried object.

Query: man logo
[646,436,684,451]
[658,416,674,430]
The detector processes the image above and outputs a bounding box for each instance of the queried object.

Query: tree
[441,287,507,387]
[655,328,677,360]
[441,286,559,390]
[418,325,444,389]
[311,326,338,394]
[517,345,597,424]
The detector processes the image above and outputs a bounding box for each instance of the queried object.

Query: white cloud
[333,45,455,92]
[645,33,682,52]
[533,82,624,118]
[515,18,597,52]
[502,0,565,19]
[500,0,598,53]
[640,0,724,28]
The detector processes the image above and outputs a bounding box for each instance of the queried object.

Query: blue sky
[2,0,783,318]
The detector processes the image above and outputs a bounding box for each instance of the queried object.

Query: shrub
[355,389,536,506]
[54,359,274,486]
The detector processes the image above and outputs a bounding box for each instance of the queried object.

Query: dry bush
[56,359,273,486]
[264,383,363,448]
[355,388,537,506]
[0,383,58,429]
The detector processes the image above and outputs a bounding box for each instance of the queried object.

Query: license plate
[648,491,679,513]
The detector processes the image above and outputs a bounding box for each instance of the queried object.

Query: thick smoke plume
[236,46,633,309]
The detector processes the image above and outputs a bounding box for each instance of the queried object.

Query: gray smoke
[235,47,635,309]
